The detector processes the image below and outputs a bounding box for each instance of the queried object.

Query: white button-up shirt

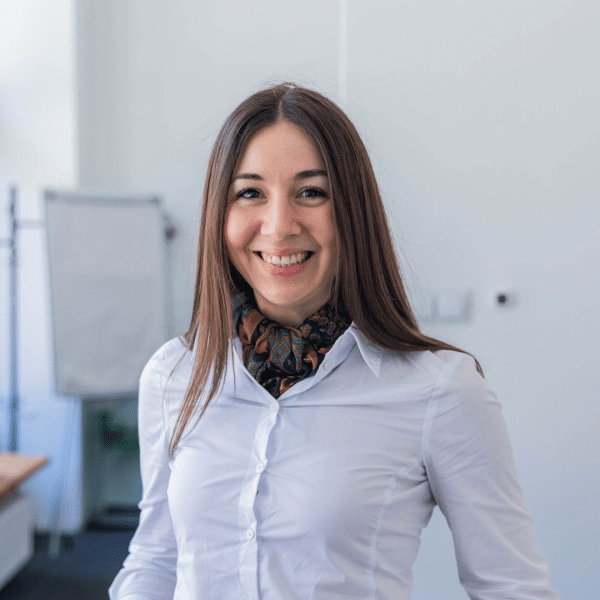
[109,324,558,600]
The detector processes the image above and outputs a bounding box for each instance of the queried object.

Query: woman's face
[225,120,338,327]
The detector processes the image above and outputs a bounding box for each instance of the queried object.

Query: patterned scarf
[237,300,352,398]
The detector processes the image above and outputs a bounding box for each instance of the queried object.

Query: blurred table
[0,453,49,501]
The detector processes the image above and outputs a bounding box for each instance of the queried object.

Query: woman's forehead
[233,121,326,177]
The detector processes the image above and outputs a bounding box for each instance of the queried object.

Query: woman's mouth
[255,251,313,267]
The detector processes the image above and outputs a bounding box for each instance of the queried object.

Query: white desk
[0,453,49,588]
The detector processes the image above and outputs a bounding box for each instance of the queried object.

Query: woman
[110,83,558,599]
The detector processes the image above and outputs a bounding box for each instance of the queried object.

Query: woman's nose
[260,196,302,238]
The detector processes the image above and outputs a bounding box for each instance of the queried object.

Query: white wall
[0,0,83,531]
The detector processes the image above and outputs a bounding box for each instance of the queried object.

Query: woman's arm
[109,348,179,600]
[423,352,559,599]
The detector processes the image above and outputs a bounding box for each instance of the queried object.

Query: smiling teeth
[260,251,310,267]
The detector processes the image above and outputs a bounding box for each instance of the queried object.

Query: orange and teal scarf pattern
[237,301,351,398]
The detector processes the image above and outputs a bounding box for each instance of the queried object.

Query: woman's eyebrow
[294,169,328,180]
[232,169,327,182]
[232,172,262,181]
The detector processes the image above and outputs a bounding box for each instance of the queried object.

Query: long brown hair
[170,82,481,455]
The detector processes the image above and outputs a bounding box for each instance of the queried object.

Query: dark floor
[0,522,134,600]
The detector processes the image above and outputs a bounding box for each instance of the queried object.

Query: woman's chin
[253,294,327,326]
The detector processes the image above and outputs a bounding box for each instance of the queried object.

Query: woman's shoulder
[380,345,484,392]
[406,350,494,417]
[418,348,480,376]
[140,336,193,392]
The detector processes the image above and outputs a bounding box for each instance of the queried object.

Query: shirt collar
[346,324,383,378]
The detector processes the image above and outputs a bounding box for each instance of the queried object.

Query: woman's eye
[236,188,261,200]
[300,187,328,199]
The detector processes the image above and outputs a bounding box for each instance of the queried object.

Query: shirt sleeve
[109,350,178,600]
[422,353,559,600]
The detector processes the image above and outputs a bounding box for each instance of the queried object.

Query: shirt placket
[238,387,280,600]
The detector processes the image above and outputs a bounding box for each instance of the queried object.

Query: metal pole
[9,186,19,452]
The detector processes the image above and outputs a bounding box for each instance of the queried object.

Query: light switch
[435,291,470,322]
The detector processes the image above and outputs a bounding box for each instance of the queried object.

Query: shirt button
[255,463,265,473]
[246,528,255,540]
[270,403,278,413]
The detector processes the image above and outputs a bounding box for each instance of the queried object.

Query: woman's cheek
[224,209,246,251]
